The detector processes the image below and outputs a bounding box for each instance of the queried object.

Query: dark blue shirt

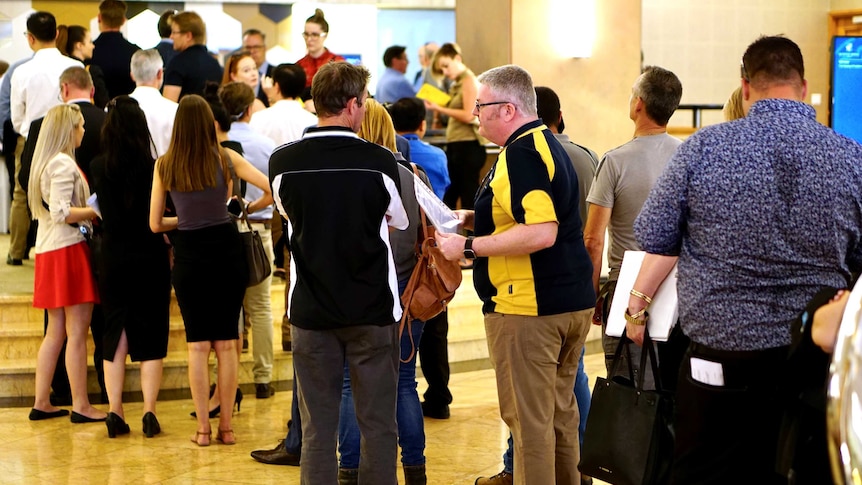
[164,44,223,100]
[635,99,862,351]
[91,31,140,99]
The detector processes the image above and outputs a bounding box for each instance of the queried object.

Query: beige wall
[831,0,862,10]
[643,0,831,127]
[457,0,641,157]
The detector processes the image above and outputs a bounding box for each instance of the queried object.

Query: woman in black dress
[91,96,171,438]
[149,94,272,446]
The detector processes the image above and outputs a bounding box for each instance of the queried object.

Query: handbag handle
[222,148,254,233]
[636,327,663,392]
[609,327,663,392]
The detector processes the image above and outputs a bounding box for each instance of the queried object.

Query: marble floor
[0,354,609,485]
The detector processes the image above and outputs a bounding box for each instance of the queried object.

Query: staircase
[0,273,494,407]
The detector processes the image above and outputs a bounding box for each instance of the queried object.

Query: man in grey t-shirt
[583,66,683,379]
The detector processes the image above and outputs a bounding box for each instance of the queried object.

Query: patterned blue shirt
[635,99,862,351]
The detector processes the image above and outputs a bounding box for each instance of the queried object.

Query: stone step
[0,273,496,407]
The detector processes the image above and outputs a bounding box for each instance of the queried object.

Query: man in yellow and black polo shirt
[436,64,595,485]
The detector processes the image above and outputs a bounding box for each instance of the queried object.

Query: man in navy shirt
[91,0,140,99]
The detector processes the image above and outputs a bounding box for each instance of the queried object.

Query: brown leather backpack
[398,166,463,362]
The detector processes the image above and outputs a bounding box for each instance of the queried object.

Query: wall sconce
[550,0,596,58]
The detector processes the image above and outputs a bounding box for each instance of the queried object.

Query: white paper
[690,357,725,386]
[605,250,679,342]
[412,173,461,234]
[87,193,102,219]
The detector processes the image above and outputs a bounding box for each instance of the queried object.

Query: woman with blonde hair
[28,103,105,423]
[424,42,485,211]
[338,97,430,485]
[222,51,265,114]
[723,86,746,121]
[149,94,272,446]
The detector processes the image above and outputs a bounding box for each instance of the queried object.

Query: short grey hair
[477,65,537,117]
[131,49,163,84]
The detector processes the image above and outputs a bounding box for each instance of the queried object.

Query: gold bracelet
[630,289,653,305]
[624,309,648,326]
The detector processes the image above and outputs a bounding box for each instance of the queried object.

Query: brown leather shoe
[475,470,513,485]
[250,441,300,466]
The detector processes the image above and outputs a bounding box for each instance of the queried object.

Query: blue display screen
[831,36,862,143]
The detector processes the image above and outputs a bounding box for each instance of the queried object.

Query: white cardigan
[35,152,91,254]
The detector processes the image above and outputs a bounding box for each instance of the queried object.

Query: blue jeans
[339,304,426,467]
[284,374,302,454]
[502,347,591,474]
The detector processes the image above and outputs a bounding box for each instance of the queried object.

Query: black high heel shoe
[105,412,130,438]
[142,412,160,438]
[190,388,243,418]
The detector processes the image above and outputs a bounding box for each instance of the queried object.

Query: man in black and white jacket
[269,61,407,485]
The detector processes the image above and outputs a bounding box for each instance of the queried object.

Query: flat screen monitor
[831,36,862,143]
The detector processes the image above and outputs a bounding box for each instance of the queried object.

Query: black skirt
[171,222,247,342]
[97,234,172,362]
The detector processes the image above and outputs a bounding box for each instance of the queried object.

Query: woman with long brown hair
[149,94,272,446]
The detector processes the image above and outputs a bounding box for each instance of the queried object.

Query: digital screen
[342,54,363,66]
[831,36,862,143]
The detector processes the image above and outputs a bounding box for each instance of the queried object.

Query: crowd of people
[1,1,860,485]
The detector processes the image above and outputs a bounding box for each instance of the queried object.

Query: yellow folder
[416,83,452,106]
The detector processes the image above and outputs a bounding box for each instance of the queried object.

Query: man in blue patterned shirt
[625,36,862,484]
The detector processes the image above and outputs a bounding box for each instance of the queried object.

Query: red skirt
[33,241,100,309]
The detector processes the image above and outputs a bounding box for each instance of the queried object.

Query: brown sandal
[216,428,236,445]
[191,430,211,447]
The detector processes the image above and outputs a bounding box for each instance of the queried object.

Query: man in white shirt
[8,11,82,265]
[249,62,317,353]
[129,49,178,157]
[250,63,317,146]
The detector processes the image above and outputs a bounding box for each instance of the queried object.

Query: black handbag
[224,150,271,287]
[579,328,674,485]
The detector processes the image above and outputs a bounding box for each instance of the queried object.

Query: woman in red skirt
[27,103,104,423]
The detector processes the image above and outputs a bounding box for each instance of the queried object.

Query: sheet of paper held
[605,250,679,342]
[412,172,461,234]
[87,193,102,219]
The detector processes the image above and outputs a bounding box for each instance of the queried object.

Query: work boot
[337,467,358,485]
[404,464,427,485]
[475,470,513,485]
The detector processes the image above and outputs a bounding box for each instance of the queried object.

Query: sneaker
[475,470,513,485]
[256,383,275,399]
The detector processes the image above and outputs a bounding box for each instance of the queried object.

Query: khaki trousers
[9,135,29,259]
[485,308,593,485]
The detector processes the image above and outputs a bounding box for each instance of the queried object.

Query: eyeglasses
[170,30,185,36]
[474,100,511,112]
[244,44,265,51]
[740,59,749,81]
[302,32,327,39]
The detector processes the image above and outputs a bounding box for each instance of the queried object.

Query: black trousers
[418,311,452,407]
[442,140,486,210]
[671,342,788,485]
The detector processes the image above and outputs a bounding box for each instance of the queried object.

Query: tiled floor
[0,354,608,484]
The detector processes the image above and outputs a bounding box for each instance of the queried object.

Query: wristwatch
[463,236,477,260]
